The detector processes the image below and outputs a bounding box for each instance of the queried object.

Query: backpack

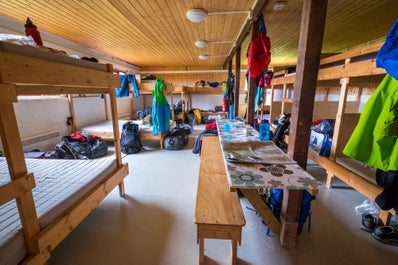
[267,189,316,235]
[273,113,291,147]
[120,121,142,154]
[163,127,189,150]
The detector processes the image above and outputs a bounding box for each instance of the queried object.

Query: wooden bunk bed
[75,81,178,149]
[0,41,129,264]
[269,41,395,223]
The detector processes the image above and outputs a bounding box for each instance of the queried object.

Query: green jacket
[343,74,398,171]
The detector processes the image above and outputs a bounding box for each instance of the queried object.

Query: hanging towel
[343,74,398,171]
[116,75,130,98]
[129,74,140,97]
[115,74,141,98]
[152,78,171,135]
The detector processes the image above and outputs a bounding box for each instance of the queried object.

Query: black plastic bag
[164,127,189,150]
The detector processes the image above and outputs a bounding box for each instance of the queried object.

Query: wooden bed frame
[269,41,395,224]
[78,119,173,149]
[0,41,129,264]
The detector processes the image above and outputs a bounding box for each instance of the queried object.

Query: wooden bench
[195,136,246,265]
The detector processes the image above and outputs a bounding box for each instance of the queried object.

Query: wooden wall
[145,71,247,93]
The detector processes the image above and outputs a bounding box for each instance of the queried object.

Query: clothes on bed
[151,77,171,135]
[343,74,398,171]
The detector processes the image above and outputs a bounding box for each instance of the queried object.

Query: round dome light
[186,9,208,23]
[195,40,208,48]
[199,54,209,60]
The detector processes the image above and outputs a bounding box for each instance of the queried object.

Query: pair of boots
[375,169,398,211]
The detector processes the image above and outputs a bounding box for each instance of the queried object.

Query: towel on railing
[116,74,140,98]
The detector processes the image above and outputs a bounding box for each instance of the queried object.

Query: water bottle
[259,119,270,141]
[229,104,234,120]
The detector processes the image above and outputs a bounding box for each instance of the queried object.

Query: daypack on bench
[121,121,142,154]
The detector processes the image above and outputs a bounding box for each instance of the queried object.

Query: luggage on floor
[121,121,142,154]
[163,127,189,150]
[310,130,332,157]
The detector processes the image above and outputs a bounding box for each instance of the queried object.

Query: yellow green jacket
[343,74,398,171]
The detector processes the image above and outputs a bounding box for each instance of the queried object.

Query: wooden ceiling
[0,0,397,71]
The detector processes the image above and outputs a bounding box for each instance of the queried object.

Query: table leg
[239,189,281,236]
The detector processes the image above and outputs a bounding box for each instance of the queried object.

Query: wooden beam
[287,0,329,168]
[0,173,35,206]
[0,102,40,255]
[234,47,241,118]
[280,190,302,248]
[223,0,271,69]
[247,19,260,127]
[0,83,17,103]
[67,95,77,133]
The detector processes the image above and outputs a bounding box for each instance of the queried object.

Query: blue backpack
[268,189,316,235]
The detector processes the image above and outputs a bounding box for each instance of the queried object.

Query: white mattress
[0,157,117,265]
[80,120,153,137]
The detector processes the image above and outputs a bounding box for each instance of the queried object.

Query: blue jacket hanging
[152,78,171,135]
[115,74,141,98]
[376,18,398,80]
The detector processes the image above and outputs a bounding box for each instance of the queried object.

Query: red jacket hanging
[248,32,271,77]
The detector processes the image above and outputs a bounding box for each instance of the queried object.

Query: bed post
[0,83,41,256]
[109,87,125,196]
[67,94,77,133]
[326,76,350,187]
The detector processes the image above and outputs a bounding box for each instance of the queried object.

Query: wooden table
[217,119,322,247]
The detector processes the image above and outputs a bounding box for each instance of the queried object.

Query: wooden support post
[0,101,41,255]
[326,77,350,186]
[109,88,125,196]
[234,46,241,118]
[287,0,328,168]
[279,189,303,248]
[67,94,77,133]
[247,19,260,127]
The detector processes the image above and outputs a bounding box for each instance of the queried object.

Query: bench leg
[326,172,335,188]
[199,237,205,265]
[231,239,238,265]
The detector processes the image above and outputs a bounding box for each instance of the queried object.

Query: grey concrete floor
[48,134,398,265]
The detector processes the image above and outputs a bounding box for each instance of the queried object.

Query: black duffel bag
[57,136,108,159]
[163,127,189,150]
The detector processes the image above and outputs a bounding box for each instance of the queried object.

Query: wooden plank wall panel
[1,1,397,69]
[154,72,247,93]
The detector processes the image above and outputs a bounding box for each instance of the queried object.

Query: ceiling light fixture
[273,1,287,11]
[195,40,208,48]
[195,40,235,48]
[199,54,209,60]
[186,8,249,23]
[186,9,208,23]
